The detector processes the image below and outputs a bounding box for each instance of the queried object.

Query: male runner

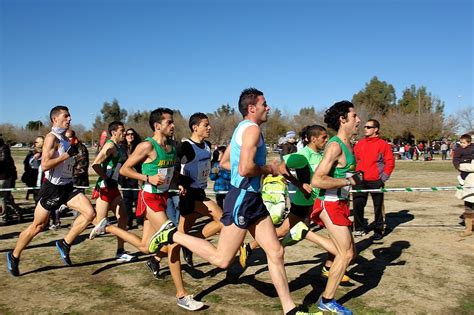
[89,121,135,262]
[148,88,318,315]
[311,100,361,315]
[177,112,223,267]
[7,106,96,275]
[90,108,203,311]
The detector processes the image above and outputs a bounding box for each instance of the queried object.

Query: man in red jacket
[353,119,395,240]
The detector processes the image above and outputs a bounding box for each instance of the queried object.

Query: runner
[89,121,135,262]
[178,112,223,267]
[311,100,362,315]
[89,108,204,311]
[6,106,97,276]
[148,88,319,315]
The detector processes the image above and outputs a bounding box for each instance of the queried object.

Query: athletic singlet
[141,137,176,194]
[230,120,266,192]
[180,139,211,189]
[45,131,74,185]
[318,136,356,201]
[95,140,125,188]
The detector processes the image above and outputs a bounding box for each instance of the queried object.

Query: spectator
[66,130,89,190]
[209,145,231,210]
[280,130,297,157]
[453,134,474,237]
[353,119,395,240]
[0,134,18,224]
[441,142,449,160]
[22,136,44,201]
[119,128,142,229]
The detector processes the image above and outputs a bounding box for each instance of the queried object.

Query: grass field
[1,150,473,314]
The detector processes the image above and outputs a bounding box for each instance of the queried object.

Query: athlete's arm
[41,133,70,172]
[120,141,153,184]
[219,145,231,170]
[278,160,312,197]
[311,142,351,189]
[239,125,277,177]
[91,142,115,181]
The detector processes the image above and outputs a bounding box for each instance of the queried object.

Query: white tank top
[181,139,211,189]
[45,131,74,185]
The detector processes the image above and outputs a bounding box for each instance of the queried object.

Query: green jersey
[317,136,356,201]
[283,146,323,206]
[95,140,125,188]
[141,137,176,194]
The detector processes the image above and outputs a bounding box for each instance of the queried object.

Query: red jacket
[354,137,395,182]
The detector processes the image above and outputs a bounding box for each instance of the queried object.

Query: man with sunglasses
[353,119,395,240]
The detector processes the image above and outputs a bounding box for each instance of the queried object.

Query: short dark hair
[108,121,124,136]
[367,119,380,132]
[149,108,173,131]
[299,125,326,146]
[49,106,69,122]
[66,130,76,137]
[324,101,354,131]
[188,112,208,132]
[238,88,264,117]
[460,134,472,143]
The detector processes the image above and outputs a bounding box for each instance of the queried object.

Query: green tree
[208,104,239,145]
[26,120,43,131]
[352,76,396,116]
[262,108,289,145]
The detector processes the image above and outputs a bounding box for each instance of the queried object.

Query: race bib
[197,160,211,185]
[156,167,174,190]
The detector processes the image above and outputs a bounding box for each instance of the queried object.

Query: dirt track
[1,159,473,314]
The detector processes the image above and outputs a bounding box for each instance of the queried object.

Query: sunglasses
[126,133,135,136]
[364,126,376,129]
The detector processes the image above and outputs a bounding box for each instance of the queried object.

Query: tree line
[1,76,472,146]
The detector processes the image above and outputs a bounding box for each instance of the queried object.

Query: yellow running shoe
[239,243,252,269]
[321,266,352,283]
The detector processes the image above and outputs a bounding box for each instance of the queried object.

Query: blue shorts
[221,187,269,229]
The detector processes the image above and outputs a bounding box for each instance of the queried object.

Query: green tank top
[141,137,176,193]
[96,140,124,188]
[318,136,356,201]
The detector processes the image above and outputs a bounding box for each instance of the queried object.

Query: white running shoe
[89,218,109,240]
[116,251,137,262]
[177,295,204,311]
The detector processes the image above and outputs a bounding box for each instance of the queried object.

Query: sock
[62,239,71,249]
[169,229,176,243]
[116,248,124,255]
[285,307,298,315]
[322,297,333,303]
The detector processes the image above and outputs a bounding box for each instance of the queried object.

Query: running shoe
[182,246,194,267]
[373,232,383,241]
[89,218,109,240]
[116,251,137,262]
[6,251,20,276]
[321,266,352,283]
[281,221,309,247]
[239,243,252,269]
[354,230,367,238]
[177,295,204,311]
[146,257,163,279]
[55,240,72,266]
[286,306,323,315]
[318,299,352,315]
[148,220,176,254]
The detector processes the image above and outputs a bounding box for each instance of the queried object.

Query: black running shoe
[146,257,163,279]
[6,251,19,276]
[182,246,194,268]
[55,240,72,266]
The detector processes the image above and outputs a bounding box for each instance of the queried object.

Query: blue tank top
[230,120,266,192]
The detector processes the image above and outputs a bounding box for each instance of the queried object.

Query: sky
[0,0,472,129]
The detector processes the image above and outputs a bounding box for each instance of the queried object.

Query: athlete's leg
[109,196,128,250]
[64,193,96,245]
[250,216,296,314]
[146,209,187,298]
[193,199,223,238]
[319,209,355,299]
[12,204,50,258]
[93,197,109,225]
[172,223,246,269]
